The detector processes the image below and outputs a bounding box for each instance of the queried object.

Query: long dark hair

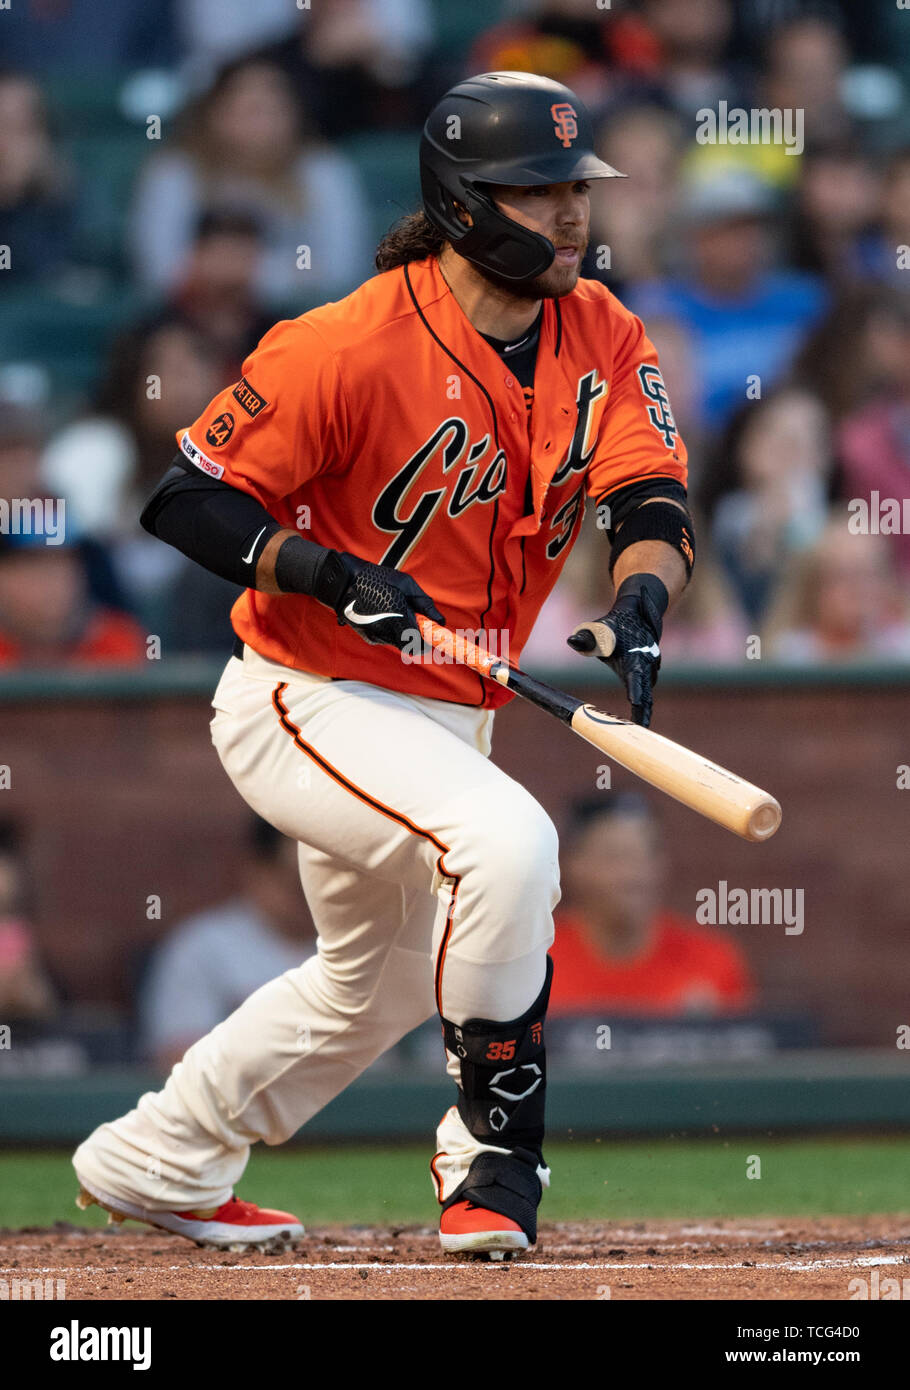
[375,209,446,271]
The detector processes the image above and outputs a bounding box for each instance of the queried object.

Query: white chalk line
[0,1227,837,1258]
[4,1254,909,1275]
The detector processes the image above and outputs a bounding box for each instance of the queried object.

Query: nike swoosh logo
[241,526,267,565]
[628,643,661,658]
[344,601,404,626]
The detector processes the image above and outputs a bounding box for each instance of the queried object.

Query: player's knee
[294,953,372,1018]
[471,790,560,918]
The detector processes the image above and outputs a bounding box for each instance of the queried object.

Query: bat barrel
[571,703,782,843]
[416,617,783,844]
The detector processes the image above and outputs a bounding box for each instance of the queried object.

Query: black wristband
[274,534,333,596]
[609,500,695,578]
[614,573,669,636]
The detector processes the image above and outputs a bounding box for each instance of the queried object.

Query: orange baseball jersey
[178,255,687,708]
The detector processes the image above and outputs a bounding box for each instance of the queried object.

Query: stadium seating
[0,289,144,399]
[340,130,421,246]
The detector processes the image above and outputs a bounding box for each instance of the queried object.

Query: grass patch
[1,1135,908,1231]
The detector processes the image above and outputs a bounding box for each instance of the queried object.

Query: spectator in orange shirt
[550,794,754,1016]
[0,536,146,668]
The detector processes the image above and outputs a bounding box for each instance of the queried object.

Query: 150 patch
[179,430,224,479]
[232,377,269,418]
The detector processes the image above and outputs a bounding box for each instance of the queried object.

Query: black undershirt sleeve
[140,456,289,588]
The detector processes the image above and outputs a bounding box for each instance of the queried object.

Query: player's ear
[453,200,473,228]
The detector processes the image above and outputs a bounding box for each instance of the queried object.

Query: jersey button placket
[504,373,520,425]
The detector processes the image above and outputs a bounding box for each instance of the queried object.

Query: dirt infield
[2,1217,909,1299]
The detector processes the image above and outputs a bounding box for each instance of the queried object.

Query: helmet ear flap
[421,170,556,283]
[420,162,468,244]
[456,204,555,282]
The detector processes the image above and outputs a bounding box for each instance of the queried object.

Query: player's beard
[475,234,588,302]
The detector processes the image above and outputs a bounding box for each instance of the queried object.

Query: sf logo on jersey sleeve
[637,365,679,451]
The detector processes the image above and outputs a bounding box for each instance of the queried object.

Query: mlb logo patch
[179,430,224,479]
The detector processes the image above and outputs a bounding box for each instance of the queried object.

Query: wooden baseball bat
[415,616,781,843]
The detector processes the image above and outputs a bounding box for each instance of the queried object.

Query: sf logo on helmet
[551,102,578,148]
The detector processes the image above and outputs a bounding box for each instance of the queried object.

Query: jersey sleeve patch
[178,430,225,480]
[232,377,269,418]
[583,309,688,503]
[636,364,679,451]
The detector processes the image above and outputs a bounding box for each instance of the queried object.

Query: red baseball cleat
[439,1199,530,1260]
[76,1182,304,1253]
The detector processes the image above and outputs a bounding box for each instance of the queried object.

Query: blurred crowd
[1,800,773,1073]
[3,0,910,670]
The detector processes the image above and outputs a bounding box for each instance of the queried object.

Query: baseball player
[73,72,694,1260]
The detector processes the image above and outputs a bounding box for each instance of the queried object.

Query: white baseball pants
[74,645,560,1210]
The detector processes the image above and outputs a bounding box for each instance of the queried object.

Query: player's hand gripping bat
[415,617,781,843]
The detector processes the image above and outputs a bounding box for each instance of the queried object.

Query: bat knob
[747,799,782,841]
[567,630,597,654]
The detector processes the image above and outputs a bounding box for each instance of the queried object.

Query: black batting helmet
[420,71,625,284]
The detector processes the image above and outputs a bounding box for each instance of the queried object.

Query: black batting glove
[566,573,668,728]
[313,550,446,651]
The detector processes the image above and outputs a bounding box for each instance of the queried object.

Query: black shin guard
[440,959,553,1239]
